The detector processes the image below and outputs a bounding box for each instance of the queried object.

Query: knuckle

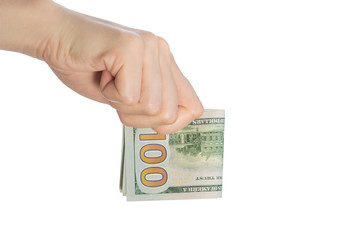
[160,110,178,125]
[143,102,161,115]
[142,31,157,46]
[120,93,139,105]
[157,36,170,52]
[192,104,204,119]
[168,51,175,61]
[125,33,145,57]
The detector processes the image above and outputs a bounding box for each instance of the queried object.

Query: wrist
[0,0,63,60]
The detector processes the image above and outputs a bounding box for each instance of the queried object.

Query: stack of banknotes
[120,109,225,201]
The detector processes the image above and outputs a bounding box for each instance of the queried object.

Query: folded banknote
[120,109,225,201]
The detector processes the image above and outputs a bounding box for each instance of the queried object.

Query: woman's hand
[0,0,204,134]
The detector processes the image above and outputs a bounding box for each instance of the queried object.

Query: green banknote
[120,109,225,201]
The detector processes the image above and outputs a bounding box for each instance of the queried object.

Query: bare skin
[0,0,204,134]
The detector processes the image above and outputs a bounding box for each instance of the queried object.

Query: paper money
[120,109,225,201]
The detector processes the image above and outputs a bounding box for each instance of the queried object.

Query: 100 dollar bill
[120,109,225,201]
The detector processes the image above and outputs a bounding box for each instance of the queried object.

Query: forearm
[0,0,62,59]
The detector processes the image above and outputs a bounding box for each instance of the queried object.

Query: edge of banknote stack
[120,109,225,201]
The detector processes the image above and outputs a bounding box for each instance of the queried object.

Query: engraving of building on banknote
[169,129,224,157]
[167,117,224,176]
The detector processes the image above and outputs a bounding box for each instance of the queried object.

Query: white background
[1,0,360,239]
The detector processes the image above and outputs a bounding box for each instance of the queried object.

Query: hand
[38,2,204,134]
[0,0,203,134]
